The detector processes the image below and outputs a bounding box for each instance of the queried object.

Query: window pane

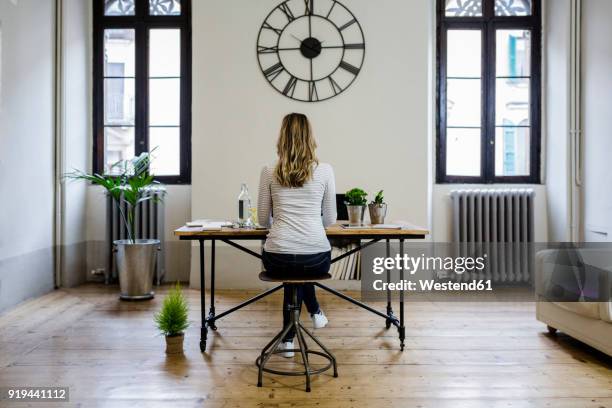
[104,0,135,16]
[447,30,481,78]
[104,29,135,78]
[446,128,481,176]
[445,0,482,17]
[495,127,530,176]
[149,79,180,126]
[447,79,481,127]
[496,30,531,77]
[104,127,135,174]
[149,0,181,15]
[495,0,532,16]
[496,78,529,126]
[149,29,181,77]
[149,127,180,175]
[104,78,135,126]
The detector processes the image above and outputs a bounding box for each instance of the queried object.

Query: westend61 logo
[370,254,492,292]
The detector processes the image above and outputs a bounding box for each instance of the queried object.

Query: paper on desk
[341,224,401,229]
[186,219,232,229]
[370,224,402,229]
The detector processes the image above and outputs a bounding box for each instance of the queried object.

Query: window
[93,0,191,184]
[437,0,541,183]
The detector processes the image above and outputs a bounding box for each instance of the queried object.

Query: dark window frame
[436,0,541,184]
[93,0,192,184]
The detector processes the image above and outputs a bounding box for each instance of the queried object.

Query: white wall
[581,0,612,241]
[60,0,91,286]
[0,0,56,312]
[189,0,432,288]
[544,0,572,242]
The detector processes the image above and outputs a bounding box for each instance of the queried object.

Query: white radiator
[106,186,167,284]
[450,189,535,283]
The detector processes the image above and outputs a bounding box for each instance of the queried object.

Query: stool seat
[258,271,332,283]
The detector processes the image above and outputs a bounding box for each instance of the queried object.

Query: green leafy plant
[371,190,385,205]
[65,150,160,243]
[345,188,368,206]
[154,283,190,337]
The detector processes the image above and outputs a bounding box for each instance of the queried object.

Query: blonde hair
[274,113,319,188]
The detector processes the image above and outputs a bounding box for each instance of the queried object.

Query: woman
[257,113,337,358]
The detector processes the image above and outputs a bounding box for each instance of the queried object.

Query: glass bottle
[238,183,251,224]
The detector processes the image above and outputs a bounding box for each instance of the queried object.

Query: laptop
[336,193,348,221]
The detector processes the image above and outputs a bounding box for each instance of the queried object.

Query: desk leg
[385,239,393,329]
[199,239,208,352]
[208,240,217,331]
[398,238,405,351]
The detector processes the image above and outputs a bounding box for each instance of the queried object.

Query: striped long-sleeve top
[257,163,337,254]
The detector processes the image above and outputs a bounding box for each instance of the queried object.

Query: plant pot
[165,333,184,354]
[346,205,366,226]
[114,239,159,300]
[368,203,387,225]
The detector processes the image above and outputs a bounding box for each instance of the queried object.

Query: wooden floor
[0,284,610,408]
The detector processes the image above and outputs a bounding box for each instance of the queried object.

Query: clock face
[257,0,365,102]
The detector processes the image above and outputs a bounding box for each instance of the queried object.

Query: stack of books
[329,244,361,280]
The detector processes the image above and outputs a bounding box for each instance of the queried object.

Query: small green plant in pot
[368,190,388,225]
[345,188,368,226]
[155,283,190,354]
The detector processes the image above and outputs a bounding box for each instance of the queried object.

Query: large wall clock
[257,0,366,102]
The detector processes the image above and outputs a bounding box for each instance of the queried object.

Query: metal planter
[114,239,159,300]
[368,203,387,225]
[346,205,366,226]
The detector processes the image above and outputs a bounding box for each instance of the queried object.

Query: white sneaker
[278,341,294,358]
[311,310,328,329]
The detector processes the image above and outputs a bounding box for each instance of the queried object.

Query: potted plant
[154,283,190,354]
[66,151,162,300]
[368,190,387,225]
[345,188,368,226]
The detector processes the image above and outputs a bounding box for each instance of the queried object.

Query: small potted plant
[345,188,368,226]
[154,283,190,355]
[368,190,387,225]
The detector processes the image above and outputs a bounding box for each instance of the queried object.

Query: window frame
[93,0,192,184]
[436,0,542,184]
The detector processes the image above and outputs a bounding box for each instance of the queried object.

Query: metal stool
[256,271,338,392]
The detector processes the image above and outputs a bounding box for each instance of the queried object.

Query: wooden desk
[175,223,428,353]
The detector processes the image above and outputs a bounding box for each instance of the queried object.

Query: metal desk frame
[178,231,425,353]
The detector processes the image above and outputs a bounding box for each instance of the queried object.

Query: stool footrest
[255,349,334,377]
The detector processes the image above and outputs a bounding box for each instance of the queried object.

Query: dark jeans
[262,250,331,341]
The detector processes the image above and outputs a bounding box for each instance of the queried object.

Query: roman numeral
[328,76,342,95]
[257,45,279,54]
[309,81,319,102]
[304,0,313,15]
[262,22,282,35]
[338,19,356,31]
[344,43,365,50]
[326,1,336,18]
[263,62,284,81]
[283,76,298,97]
[339,60,360,76]
[278,3,295,21]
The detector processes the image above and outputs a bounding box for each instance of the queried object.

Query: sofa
[535,248,612,356]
